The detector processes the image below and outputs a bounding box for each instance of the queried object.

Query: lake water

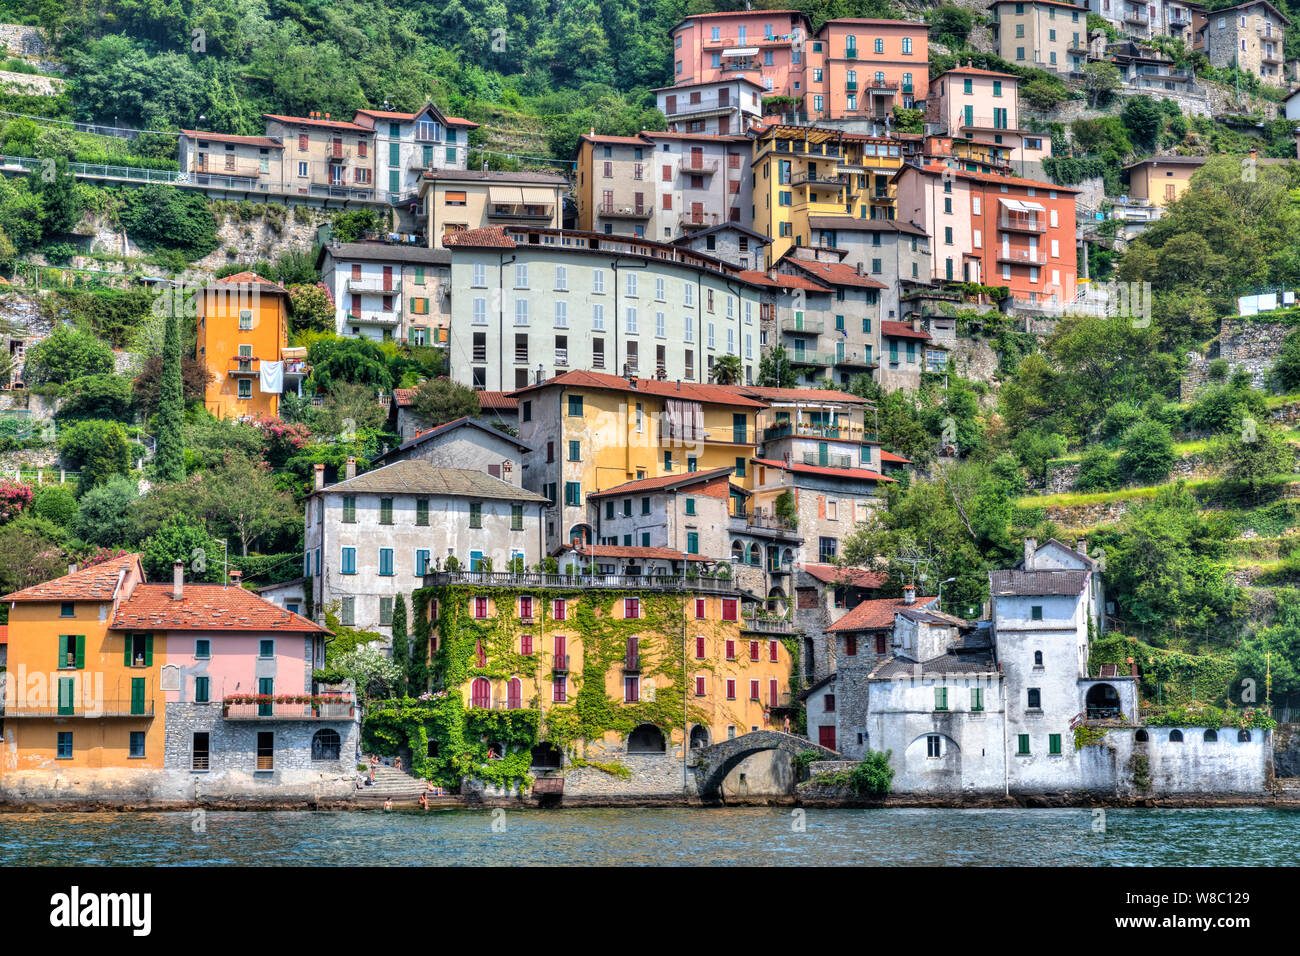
[3,806,1299,866]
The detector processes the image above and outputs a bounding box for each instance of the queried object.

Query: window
[195,639,210,659]
[726,679,736,700]
[469,502,483,528]
[934,687,948,711]
[819,537,837,562]
[379,548,394,576]
[342,496,356,523]
[695,675,706,696]
[340,597,355,627]
[1049,734,1062,755]
[1031,605,1043,621]
[553,599,567,621]
[379,597,394,626]
[971,687,984,711]
[194,676,210,704]
[625,597,641,619]
[721,598,737,622]
[564,482,581,507]
[340,546,357,575]
[473,596,488,619]
[567,395,584,416]
[379,497,393,525]
[1033,650,1043,667]
[1017,734,1030,755]
[1027,688,1042,710]
[1169,729,1184,743]
[725,639,735,661]
[845,635,858,656]
[415,549,430,576]
[57,731,73,759]
[57,634,84,669]
[568,439,581,462]
[624,674,640,703]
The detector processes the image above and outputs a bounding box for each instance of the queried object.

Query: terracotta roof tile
[324,459,547,502]
[440,226,516,248]
[801,564,888,589]
[827,595,938,632]
[510,370,766,407]
[558,544,694,561]
[782,259,888,289]
[587,467,735,499]
[881,320,931,341]
[879,450,912,464]
[477,390,518,411]
[181,129,282,149]
[2,553,139,603]
[112,584,329,632]
[263,113,371,133]
[734,385,867,404]
[737,269,831,291]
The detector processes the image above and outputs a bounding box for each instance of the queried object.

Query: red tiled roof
[477,390,518,411]
[557,544,692,561]
[641,130,752,143]
[2,554,139,603]
[879,450,912,464]
[754,458,895,482]
[802,563,888,589]
[181,129,283,149]
[580,133,652,146]
[938,65,1020,79]
[510,370,766,408]
[216,272,289,295]
[782,259,887,289]
[827,595,938,632]
[734,385,867,404]
[393,388,417,407]
[112,584,329,633]
[881,320,930,341]
[906,161,1079,194]
[444,117,479,128]
[737,269,830,291]
[353,108,418,121]
[441,226,516,248]
[588,466,735,499]
[263,113,371,133]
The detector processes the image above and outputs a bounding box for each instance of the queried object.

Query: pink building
[670,10,812,96]
[803,19,929,120]
[929,67,1050,171]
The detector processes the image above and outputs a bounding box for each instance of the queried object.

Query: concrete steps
[353,766,432,802]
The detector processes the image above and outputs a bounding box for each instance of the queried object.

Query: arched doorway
[689,725,710,749]
[1085,683,1121,719]
[311,728,341,761]
[568,523,593,546]
[627,723,666,754]
[530,743,562,768]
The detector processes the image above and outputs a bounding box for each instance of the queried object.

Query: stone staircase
[353,765,430,804]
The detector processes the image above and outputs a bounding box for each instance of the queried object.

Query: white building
[299,457,546,636]
[351,104,479,205]
[442,225,765,391]
[316,241,452,345]
[654,77,766,136]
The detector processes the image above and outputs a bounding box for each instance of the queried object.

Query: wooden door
[818,725,837,750]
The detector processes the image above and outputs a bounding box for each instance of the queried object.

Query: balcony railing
[346,277,402,294]
[222,695,356,720]
[743,617,794,634]
[803,451,854,469]
[679,157,719,174]
[552,655,571,673]
[283,359,310,378]
[348,309,401,325]
[327,146,352,162]
[424,570,738,593]
[489,698,526,710]
[3,699,155,718]
[999,214,1046,234]
[785,347,834,366]
[680,212,720,229]
[554,348,568,367]
[960,116,1015,131]
[623,654,641,673]
[227,357,259,377]
[996,248,1048,265]
[729,510,799,534]
[598,202,652,218]
[792,170,850,188]
[780,316,824,335]
[1123,8,1150,23]
[488,204,554,221]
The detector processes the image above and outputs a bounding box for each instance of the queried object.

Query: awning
[999,198,1045,213]
[521,187,555,204]
[489,186,524,204]
[723,47,759,56]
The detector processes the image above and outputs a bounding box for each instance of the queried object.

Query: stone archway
[688,730,837,801]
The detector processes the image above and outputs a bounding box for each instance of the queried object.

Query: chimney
[229,569,243,585]
[903,584,916,605]
[314,463,325,491]
[324,112,330,120]
[855,261,863,276]
[912,316,921,332]
[1076,538,1087,558]
[590,126,596,136]
[345,457,357,480]
[173,561,184,601]
[67,563,77,576]
[1128,657,1138,678]
[1024,537,1037,568]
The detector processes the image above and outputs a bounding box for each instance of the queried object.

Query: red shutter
[695,676,706,696]
[695,635,705,658]
[749,641,759,662]
[350,295,360,318]
[663,193,673,211]
[750,679,759,700]
[521,634,533,655]
[662,164,672,181]
[695,598,705,619]
[665,95,676,114]
[769,679,779,707]
[725,639,735,660]
[298,133,308,150]
[554,599,566,621]
[471,677,490,708]
[475,640,486,667]
[722,598,737,621]
[351,263,361,280]
[875,634,886,654]
[726,679,736,700]
[769,640,779,662]
[507,678,521,709]
[846,635,857,656]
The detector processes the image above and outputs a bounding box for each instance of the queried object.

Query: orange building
[197,272,301,420]
[670,9,812,97]
[804,19,929,119]
[0,554,163,772]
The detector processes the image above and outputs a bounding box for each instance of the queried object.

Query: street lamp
[937,577,956,612]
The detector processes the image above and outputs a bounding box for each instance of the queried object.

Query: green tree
[287,283,336,335]
[1272,329,1300,393]
[118,184,218,260]
[1081,61,1122,108]
[1235,589,1300,705]
[23,326,114,385]
[74,474,140,547]
[1120,95,1164,154]
[391,592,410,696]
[928,5,973,43]
[710,354,744,385]
[58,419,131,493]
[410,377,481,428]
[0,517,69,594]
[1210,420,1296,495]
[30,484,77,528]
[140,514,223,583]
[154,307,186,483]
[1074,445,1121,492]
[757,345,797,388]
[39,157,82,234]
[56,373,133,422]
[1119,420,1175,485]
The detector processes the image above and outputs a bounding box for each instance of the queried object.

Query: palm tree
[710,354,744,386]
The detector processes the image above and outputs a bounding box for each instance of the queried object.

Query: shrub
[117,184,218,260]
[1119,420,1175,485]
[30,484,77,527]
[22,326,114,385]
[57,419,131,492]
[56,373,133,422]
[1074,445,1121,492]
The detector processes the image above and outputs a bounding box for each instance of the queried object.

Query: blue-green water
[2,807,1299,865]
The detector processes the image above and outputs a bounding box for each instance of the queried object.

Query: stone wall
[1182,319,1289,399]
[1044,453,1211,494]
[945,335,1001,389]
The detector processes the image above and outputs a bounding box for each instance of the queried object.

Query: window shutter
[124,636,132,667]
[145,635,154,667]
[58,634,68,668]
[695,636,705,658]
[75,635,85,669]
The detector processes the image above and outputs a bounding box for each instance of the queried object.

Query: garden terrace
[423,570,738,593]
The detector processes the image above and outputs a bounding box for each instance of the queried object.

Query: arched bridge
[687,730,838,800]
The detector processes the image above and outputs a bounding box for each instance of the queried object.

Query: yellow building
[1123,156,1208,207]
[421,574,792,755]
[511,370,764,552]
[752,125,905,266]
[197,272,296,420]
[0,554,164,772]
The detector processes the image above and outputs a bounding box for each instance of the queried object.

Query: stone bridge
[687,730,838,800]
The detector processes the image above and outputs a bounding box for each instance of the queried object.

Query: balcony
[785,347,834,367]
[348,309,401,326]
[195,158,267,179]
[999,214,1046,234]
[679,157,719,174]
[764,421,874,441]
[3,699,155,718]
[424,569,738,593]
[1261,49,1282,64]
[1168,10,1190,25]
[902,83,914,94]
[845,48,858,59]
[598,201,652,219]
[487,203,555,222]
[346,276,402,294]
[514,347,529,364]
[489,698,526,710]
[728,510,800,537]
[680,212,720,230]
[803,450,854,469]
[792,170,850,188]
[835,351,875,369]
[307,183,375,201]
[555,348,568,367]
[1123,7,1150,24]
[227,357,259,377]
[327,145,352,162]
[741,617,794,634]
[846,81,858,92]
[960,116,1017,132]
[780,316,824,335]
[222,694,356,720]
[623,654,642,673]
[283,359,310,379]
[996,248,1048,265]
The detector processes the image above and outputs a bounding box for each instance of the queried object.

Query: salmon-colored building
[928,66,1050,174]
[803,19,929,120]
[670,9,812,97]
[895,163,1078,302]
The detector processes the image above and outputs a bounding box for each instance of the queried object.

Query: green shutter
[58,634,68,668]
[124,635,132,666]
[75,635,85,669]
[130,678,145,715]
[144,635,153,667]
[58,677,73,715]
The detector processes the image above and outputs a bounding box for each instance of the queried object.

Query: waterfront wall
[0,766,358,805]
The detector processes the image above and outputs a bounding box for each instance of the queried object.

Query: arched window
[470,677,491,709]
[506,677,522,710]
[1238,730,1252,742]
[311,728,341,761]
[1203,729,1218,742]
[731,540,744,562]
[627,723,667,754]
[748,543,761,566]
[690,725,710,749]
[1169,729,1184,743]
[1033,650,1043,666]
[1134,728,1148,742]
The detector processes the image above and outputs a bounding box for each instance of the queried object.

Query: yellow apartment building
[421,169,568,247]
[0,554,164,773]
[752,125,904,266]
[197,272,298,420]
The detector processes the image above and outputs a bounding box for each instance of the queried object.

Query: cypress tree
[154,307,185,483]
[390,593,410,697]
